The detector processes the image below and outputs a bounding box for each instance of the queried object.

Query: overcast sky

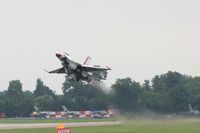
[0,0,200,94]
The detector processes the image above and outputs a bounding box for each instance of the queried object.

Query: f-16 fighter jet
[46,52,111,82]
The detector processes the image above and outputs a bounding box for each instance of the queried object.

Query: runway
[0,121,121,130]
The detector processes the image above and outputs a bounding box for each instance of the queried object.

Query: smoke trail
[88,80,111,94]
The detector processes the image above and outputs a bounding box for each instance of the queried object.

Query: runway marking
[0,121,121,130]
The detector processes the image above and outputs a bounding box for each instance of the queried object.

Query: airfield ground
[0,118,115,124]
[1,117,200,133]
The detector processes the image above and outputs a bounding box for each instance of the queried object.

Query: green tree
[63,78,109,110]
[33,95,55,111]
[20,91,34,117]
[7,80,23,99]
[152,71,187,92]
[111,78,142,112]
[141,91,172,112]
[169,85,192,112]
[34,78,55,97]
[184,77,200,110]
[5,80,24,117]
[0,91,6,112]
[142,80,151,91]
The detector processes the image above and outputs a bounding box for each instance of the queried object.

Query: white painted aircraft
[46,52,111,82]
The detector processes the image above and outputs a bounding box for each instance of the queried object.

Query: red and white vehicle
[0,112,6,118]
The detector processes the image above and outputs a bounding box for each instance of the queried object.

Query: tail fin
[189,104,193,112]
[62,105,69,112]
[34,106,40,112]
[83,56,92,65]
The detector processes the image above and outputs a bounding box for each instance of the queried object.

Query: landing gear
[67,73,77,82]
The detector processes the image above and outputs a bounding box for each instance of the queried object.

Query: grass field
[0,118,115,124]
[1,118,200,133]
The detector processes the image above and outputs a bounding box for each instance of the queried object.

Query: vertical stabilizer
[62,105,69,112]
[34,106,40,112]
[83,56,92,65]
[189,104,193,112]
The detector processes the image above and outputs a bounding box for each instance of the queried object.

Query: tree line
[1,71,200,117]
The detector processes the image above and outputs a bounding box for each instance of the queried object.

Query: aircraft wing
[45,67,65,74]
[81,65,111,72]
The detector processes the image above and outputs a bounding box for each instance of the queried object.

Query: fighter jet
[62,106,80,115]
[188,104,199,115]
[33,106,53,119]
[46,52,111,82]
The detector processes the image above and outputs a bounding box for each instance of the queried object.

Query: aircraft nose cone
[56,53,62,58]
